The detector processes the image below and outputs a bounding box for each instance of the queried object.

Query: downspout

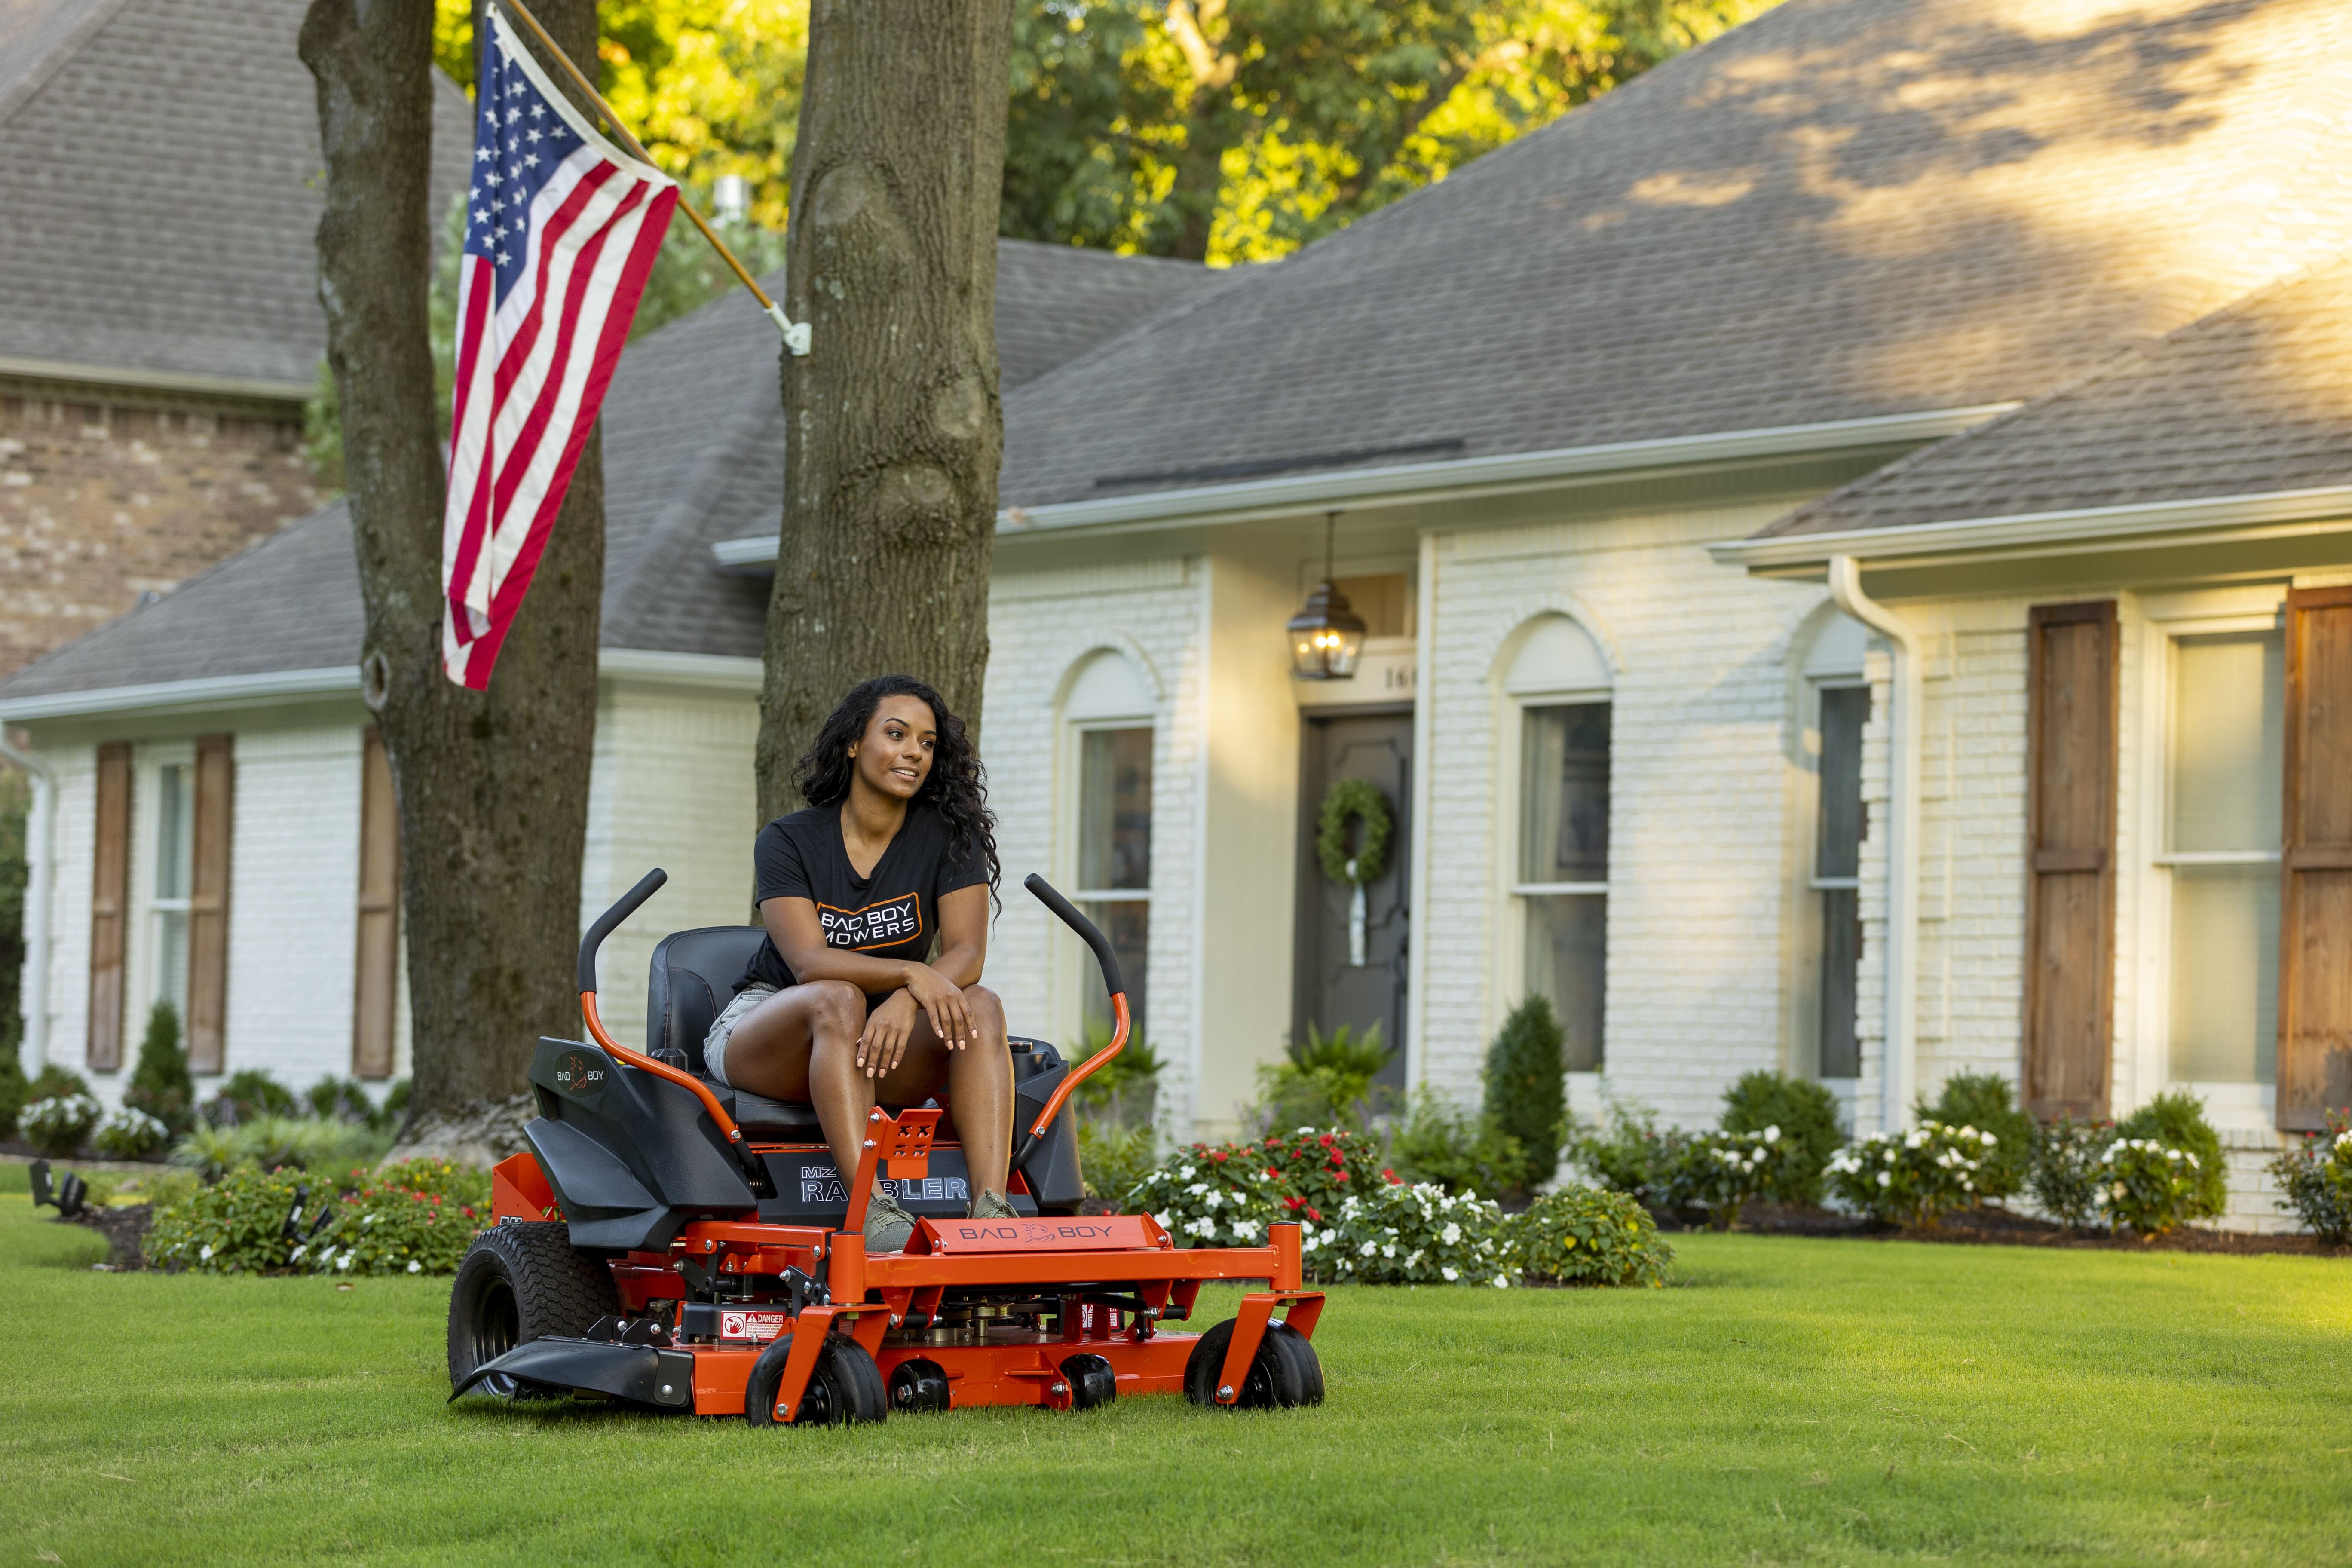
[0,731,55,1076]
[1827,556,1920,1133]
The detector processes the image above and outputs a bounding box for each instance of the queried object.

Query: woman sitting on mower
[704,673,1015,1252]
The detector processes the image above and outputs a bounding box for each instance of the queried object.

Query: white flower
[199,1243,214,1261]
[1492,1274,1511,1289]
[1231,1218,1262,1240]
[2111,1183,2128,1200]
[1360,1241,1378,1257]
[1405,1250,1424,1268]
[1185,1181,1208,1197]
[1441,1266,1460,1282]
[1198,1189,1221,1209]
[337,1252,355,1271]
[1381,1243,1396,1258]
[405,1260,423,1274]
[1319,1228,1337,1246]
[1152,1211,1173,1230]
[1980,1131,1998,1146]
[1877,1172,1891,1188]
[1177,1166,1196,1180]
[289,1245,307,1262]
[1440,1223,1462,1245]
[1297,1126,1318,1136]
[1186,1216,1216,1238]
[1764,1126,1780,1142]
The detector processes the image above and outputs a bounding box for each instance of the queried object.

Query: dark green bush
[1485,995,1568,1188]
[126,1001,196,1136]
[2269,1113,2352,1243]
[2028,1115,2113,1231]
[1916,1071,2031,1199]
[1513,1188,1674,1286]
[1256,1023,1393,1133]
[28,1063,90,1101]
[305,1076,375,1125]
[202,1069,298,1127]
[1387,1087,1527,1196]
[2116,1090,2226,1221]
[1718,1071,1843,1204]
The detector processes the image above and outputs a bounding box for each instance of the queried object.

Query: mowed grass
[2,1166,2347,1567]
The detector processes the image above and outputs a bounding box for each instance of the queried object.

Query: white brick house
[8,0,2352,1234]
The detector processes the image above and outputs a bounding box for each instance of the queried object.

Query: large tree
[301,0,609,1123]
[754,0,1017,817]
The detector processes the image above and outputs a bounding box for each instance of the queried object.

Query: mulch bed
[61,1204,153,1270]
[1651,1200,2352,1258]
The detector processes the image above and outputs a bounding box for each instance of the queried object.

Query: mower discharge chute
[448,869,1325,1423]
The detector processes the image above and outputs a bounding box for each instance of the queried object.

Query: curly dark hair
[794,674,999,903]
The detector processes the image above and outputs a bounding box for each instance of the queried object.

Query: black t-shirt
[737,802,987,993]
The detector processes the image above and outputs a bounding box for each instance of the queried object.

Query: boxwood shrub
[1512,1187,1672,1287]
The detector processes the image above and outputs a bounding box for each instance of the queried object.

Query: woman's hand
[856,991,921,1078]
[900,963,978,1051]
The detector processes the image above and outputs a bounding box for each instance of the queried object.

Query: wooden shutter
[2279,586,2352,1131]
[185,734,233,1073]
[86,742,132,1071]
[2021,601,2118,1119]
[352,729,401,1079]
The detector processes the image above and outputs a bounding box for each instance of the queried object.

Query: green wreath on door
[1317,779,1393,968]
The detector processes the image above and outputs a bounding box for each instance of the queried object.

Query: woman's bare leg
[943,987,1013,1198]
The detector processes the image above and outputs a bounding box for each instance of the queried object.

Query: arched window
[1062,652,1155,1041]
[1502,616,1611,1072]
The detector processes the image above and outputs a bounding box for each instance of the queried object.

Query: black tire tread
[447,1221,619,1389]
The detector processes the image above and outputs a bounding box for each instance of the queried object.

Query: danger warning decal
[719,1309,789,1343]
[817,892,922,951]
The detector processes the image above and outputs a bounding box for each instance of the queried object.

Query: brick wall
[0,393,321,677]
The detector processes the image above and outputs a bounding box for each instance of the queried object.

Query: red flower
[1334,1170,1349,1182]
[1306,1207,1323,1224]
[1381,1168,1403,1185]
[1319,1134,1335,1148]
[1284,1195,1305,1211]
[1265,1170,1280,1180]
[1210,1151,1228,1162]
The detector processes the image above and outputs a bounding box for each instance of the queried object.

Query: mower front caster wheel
[1060,1353,1117,1411]
[745,1335,889,1427]
[1182,1318,1323,1410]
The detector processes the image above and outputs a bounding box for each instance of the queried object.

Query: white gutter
[0,665,360,723]
[0,354,312,405]
[1711,484,2352,571]
[1828,556,1920,1135]
[1404,530,1438,1094]
[711,405,2015,567]
[0,731,54,1075]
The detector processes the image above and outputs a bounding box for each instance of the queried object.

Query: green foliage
[1323,1181,1515,1286]
[1718,1070,1842,1204]
[1825,1122,1997,1229]
[371,1159,492,1208]
[1075,1120,1158,1204]
[126,1002,196,1136]
[1068,1020,1164,1129]
[305,1076,377,1126]
[1671,1129,1811,1228]
[2269,1115,2352,1243]
[303,1181,490,1277]
[1569,1101,1691,1207]
[1484,995,1567,1188]
[28,1064,89,1101]
[2098,1138,2208,1237]
[381,1078,412,1131]
[1315,778,1393,885]
[2115,1091,2227,1222]
[1512,1187,1673,1286]
[1914,1072,2031,1200]
[1255,1125,1390,1224]
[2027,1116,2113,1231]
[146,1166,307,1274]
[17,1093,99,1156]
[1386,1087,1527,1197]
[110,1166,201,1212]
[1129,1126,1390,1256]
[201,1070,300,1128]
[1257,1021,1394,1131]
[170,1118,393,1183]
[0,1040,23,1148]
[92,1107,170,1160]
[148,1161,489,1276]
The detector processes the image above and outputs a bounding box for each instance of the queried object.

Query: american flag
[441,7,677,689]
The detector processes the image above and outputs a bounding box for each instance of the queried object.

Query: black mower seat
[646,925,829,1140]
[707,1085,826,1141]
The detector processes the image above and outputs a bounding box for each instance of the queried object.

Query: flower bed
[1825,1121,1997,1228]
[1324,1182,1515,1286]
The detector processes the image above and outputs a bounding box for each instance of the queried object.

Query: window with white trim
[149,758,194,1020]
[1063,653,1155,1039]
[1503,616,1611,1072]
[1812,683,1868,1079]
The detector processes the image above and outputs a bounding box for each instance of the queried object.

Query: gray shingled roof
[1753,255,2352,539]
[0,0,474,390]
[1000,0,2352,509]
[0,241,1214,701]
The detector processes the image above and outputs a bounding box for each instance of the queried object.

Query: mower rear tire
[745,1334,889,1427]
[1182,1317,1315,1410]
[447,1222,619,1396]
[1060,1352,1117,1411]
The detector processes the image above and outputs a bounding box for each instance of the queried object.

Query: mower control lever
[1019,875,1131,1152]
[580,866,668,993]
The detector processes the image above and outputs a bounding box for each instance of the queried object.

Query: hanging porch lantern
[1287,512,1366,679]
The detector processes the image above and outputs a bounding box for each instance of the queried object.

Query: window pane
[156,910,189,1018]
[156,763,193,900]
[1817,886,1861,1078]
[1078,898,1148,1042]
[1816,686,1868,879]
[1519,703,1610,884]
[2168,864,2278,1084]
[2169,632,2282,853]
[1078,727,1152,892]
[1525,893,1604,1071]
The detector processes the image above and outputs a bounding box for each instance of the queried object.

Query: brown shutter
[2279,586,2352,1131]
[2021,601,2118,1119]
[185,734,233,1073]
[352,729,401,1079]
[86,742,132,1071]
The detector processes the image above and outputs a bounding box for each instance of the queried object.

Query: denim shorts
[703,984,778,1087]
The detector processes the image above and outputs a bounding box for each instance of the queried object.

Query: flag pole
[492,0,810,355]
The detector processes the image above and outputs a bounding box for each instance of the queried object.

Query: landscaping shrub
[301,1181,489,1276]
[1512,1187,1674,1287]
[200,1069,299,1128]
[2269,1116,2352,1243]
[1069,1023,1164,1130]
[146,1166,308,1273]
[125,1001,196,1136]
[1484,995,1567,1188]
[1256,1023,1393,1131]
[304,1076,376,1126]
[379,1078,411,1132]
[28,1063,91,1102]
[2098,1138,2209,1236]
[1916,1072,2031,1200]
[2115,1090,2226,1222]
[111,1167,201,1211]
[149,1161,491,1274]
[1718,1071,1843,1204]
[170,1116,392,1181]
[17,1092,100,1156]
[1825,1121,1997,1228]
[1324,1181,1515,1286]
[1671,1128,1810,1228]
[1131,1145,1286,1246]
[2027,1115,2113,1230]
[1076,1120,1157,1204]
[92,1106,171,1159]
[1569,1102,1692,1208]
[370,1158,490,1208]
[1387,1087,1527,1196]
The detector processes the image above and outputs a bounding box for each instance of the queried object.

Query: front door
[1294,707,1412,1093]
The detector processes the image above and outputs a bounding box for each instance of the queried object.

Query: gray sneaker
[970,1189,1018,1220]
[864,1185,916,1252]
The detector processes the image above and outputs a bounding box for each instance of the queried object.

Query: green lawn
[2,1168,2347,1566]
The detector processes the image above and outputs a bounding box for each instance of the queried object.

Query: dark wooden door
[1294,707,1412,1092]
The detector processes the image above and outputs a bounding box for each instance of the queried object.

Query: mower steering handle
[1024,873,1124,1000]
[579,867,668,994]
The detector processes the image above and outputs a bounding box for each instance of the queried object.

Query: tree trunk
[302,0,607,1122]
[756,0,1015,820]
